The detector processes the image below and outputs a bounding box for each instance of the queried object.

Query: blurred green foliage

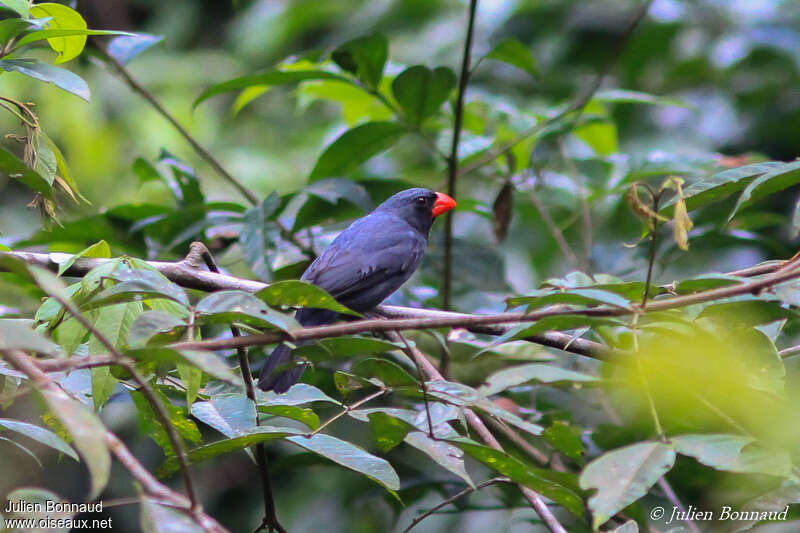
[2,1,800,532]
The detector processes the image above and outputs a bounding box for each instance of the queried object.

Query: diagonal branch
[42,284,199,511]
[383,331,568,533]
[402,477,511,533]
[1,348,229,533]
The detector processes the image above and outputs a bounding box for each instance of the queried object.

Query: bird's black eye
[415,196,427,206]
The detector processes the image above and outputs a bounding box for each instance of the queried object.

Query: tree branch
[402,477,511,533]
[383,331,568,533]
[1,348,229,533]
[443,0,479,311]
[43,285,200,511]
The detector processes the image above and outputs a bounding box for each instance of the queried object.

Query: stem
[656,477,702,533]
[388,331,435,439]
[443,0,479,311]
[402,477,511,533]
[641,190,662,307]
[310,389,385,436]
[529,188,580,270]
[386,331,567,533]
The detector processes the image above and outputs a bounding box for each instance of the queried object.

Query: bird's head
[374,188,456,234]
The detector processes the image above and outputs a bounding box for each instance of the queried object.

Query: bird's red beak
[432,192,456,218]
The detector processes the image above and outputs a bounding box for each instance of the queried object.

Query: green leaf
[90,366,116,412]
[331,33,388,89]
[41,388,110,499]
[260,404,320,430]
[579,441,675,529]
[257,383,341,406]
[0,418,77,460]
[367,412,412,452]
[474,399,544,436]
[28,3,88,63]
[671,434,791,477]
[295,337,401,361]
[507,288,633,311]
[391,65,456,126]
[697,299,799,327]
[594,89,689,108]
[239,192,280,280]
[0,319,60,356]
[255,280,359,316]
[125,348,238,385]
[87,269,190,308]
[486,38,538,77]
[405,431,474,487]
[56,240,110,276]
[0,145,53,199]
[308,121,406,182]
[543,421,586,460]
[16,28,134,50]
[194,69,350,107]
[504,315,623,340]
[177,363,202,406]
[131,388,201,455]
[195,290,299,331]
[479,363,598,395]
[287,433,400,491]
[140,498,204,533]
[453,438,585,517]
[730,160,800,221]
[351,358,417,387]
[0,58,89,99]
[0,0,29,17]
[660,162,783,216]
[107,33,163,64]
[672,274,745,294]
[191,395,256,437]
[0,18,33,44]
[128,311,186,348]
[157,426,302,477]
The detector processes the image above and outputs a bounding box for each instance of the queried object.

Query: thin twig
[641,188,663,307]
[387,331,568,533]
[1,348,228,533]
[656,477,702,533]
[387,331,436,439]
[443,0,479,311]
[457,0,655,178]
[529,189,580,271]
[402,477,511,533]
[93,45,258,206]
[311,389,385,436]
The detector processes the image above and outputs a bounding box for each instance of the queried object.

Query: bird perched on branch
[258,188,456,392]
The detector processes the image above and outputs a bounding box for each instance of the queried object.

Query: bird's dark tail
[257,308,337,393]
[257,343,307,393]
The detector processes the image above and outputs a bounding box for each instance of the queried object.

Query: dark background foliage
[1,1,800,532]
